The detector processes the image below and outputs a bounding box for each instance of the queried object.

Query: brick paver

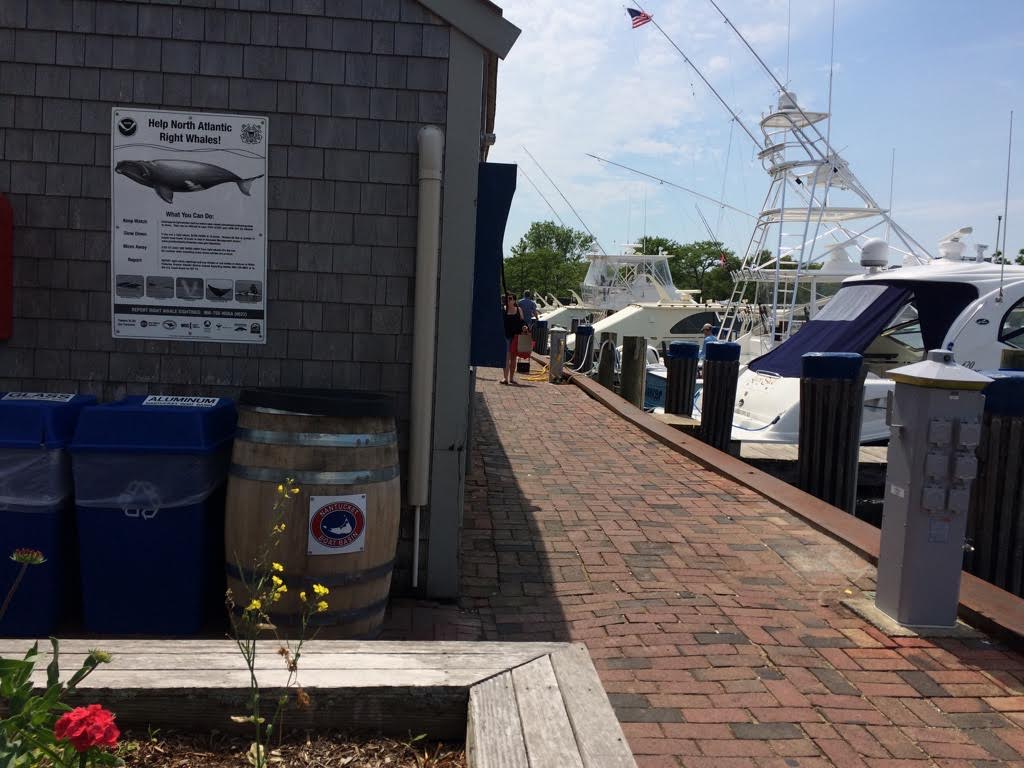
[391,365,1024,766]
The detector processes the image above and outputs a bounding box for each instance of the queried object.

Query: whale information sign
[110,108,268,344]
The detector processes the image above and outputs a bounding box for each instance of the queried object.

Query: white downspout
[409,126,444,589]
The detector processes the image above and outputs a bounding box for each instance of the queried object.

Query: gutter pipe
[409,126,444,589]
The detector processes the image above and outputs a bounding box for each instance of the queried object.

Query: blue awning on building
[470,162,517,368]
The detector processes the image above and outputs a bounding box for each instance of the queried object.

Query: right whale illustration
[115,159,263,203]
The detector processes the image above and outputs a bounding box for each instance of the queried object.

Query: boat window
[669,311,720,335]
[813,284,890,322]
[652,260,674,287]
[880,319,924,352]
[999,298,1024,350]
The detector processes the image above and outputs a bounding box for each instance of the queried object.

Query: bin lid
[0,392,98,449]
[70,395,237,454]
[239,388,395,418]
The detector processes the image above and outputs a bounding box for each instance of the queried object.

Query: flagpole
[636,12,762,149]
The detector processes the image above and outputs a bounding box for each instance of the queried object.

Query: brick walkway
[392,365,1024,767]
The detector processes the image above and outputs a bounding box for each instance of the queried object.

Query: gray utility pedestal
[548,328,568,383]
[875,350,991,628]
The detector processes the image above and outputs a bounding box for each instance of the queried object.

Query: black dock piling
[533,319,549,355]
[700,341,740,453]
[797,352,866,515]
[620,336,646,408]
[966,352,1024,597]
[572,324,594,370]
[597,336,616,390]
[665,341,699,416]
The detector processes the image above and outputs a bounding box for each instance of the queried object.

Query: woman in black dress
[502,292,526,385]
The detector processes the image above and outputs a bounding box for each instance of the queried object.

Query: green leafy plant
[226,479,331,768]
[0,549,120,767]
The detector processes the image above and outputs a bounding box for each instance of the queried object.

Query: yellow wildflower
[312,583,329,597]
[299,591,307,603]
[245,599,262,612]
[277,484,284,493]
[290,487,300,495]
[272,523,286,534]
[316,601,329,614]
[271,562,284,573]
[272,575,283,588]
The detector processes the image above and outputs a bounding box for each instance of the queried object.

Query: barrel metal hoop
[229,464,399,485]
[236,427,397,448]
[230,597,389,627]
[225,559,395,588]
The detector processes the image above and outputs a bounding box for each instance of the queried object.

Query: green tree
[504,221,594,299]
[1016,248,1024,266]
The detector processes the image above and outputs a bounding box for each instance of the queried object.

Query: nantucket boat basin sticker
[308,495,367,555]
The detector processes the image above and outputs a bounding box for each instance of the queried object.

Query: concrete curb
[536,354,1024,646]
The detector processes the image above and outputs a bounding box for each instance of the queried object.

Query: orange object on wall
[0,193,11,341]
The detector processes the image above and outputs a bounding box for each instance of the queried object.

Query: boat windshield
[749,280,979,377]
[1000,297,1024,350]
[580,253,678,309]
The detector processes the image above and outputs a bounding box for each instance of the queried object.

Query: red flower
[54,704,120,753]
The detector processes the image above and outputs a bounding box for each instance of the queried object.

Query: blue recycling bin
[70,396,236,635]
[0,392,96,637]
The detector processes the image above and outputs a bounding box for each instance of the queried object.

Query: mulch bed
[117,731,466,767]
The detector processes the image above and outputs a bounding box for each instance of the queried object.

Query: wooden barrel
[225,388,400,639]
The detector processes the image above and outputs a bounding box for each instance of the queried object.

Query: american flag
[627,7,653,28]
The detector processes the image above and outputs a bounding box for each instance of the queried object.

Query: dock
[386,364,1024,765]
[740,443,888,464]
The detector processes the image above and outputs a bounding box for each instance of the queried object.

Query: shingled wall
[0,0,455,591]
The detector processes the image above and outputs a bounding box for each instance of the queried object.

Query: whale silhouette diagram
[115,159,263,204]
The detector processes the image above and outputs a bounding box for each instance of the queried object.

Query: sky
[488,0,1024,265]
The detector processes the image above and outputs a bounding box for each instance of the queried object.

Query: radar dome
[860,239,889,269]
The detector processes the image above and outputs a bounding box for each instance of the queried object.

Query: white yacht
[552,244,729,359]
[731,238,1024,443]
[540,243,694,331]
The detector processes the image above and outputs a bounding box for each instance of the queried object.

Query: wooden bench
[1,639,636,768]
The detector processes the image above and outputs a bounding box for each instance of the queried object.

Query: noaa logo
[117,117,137,136]
[310,501,364,549]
